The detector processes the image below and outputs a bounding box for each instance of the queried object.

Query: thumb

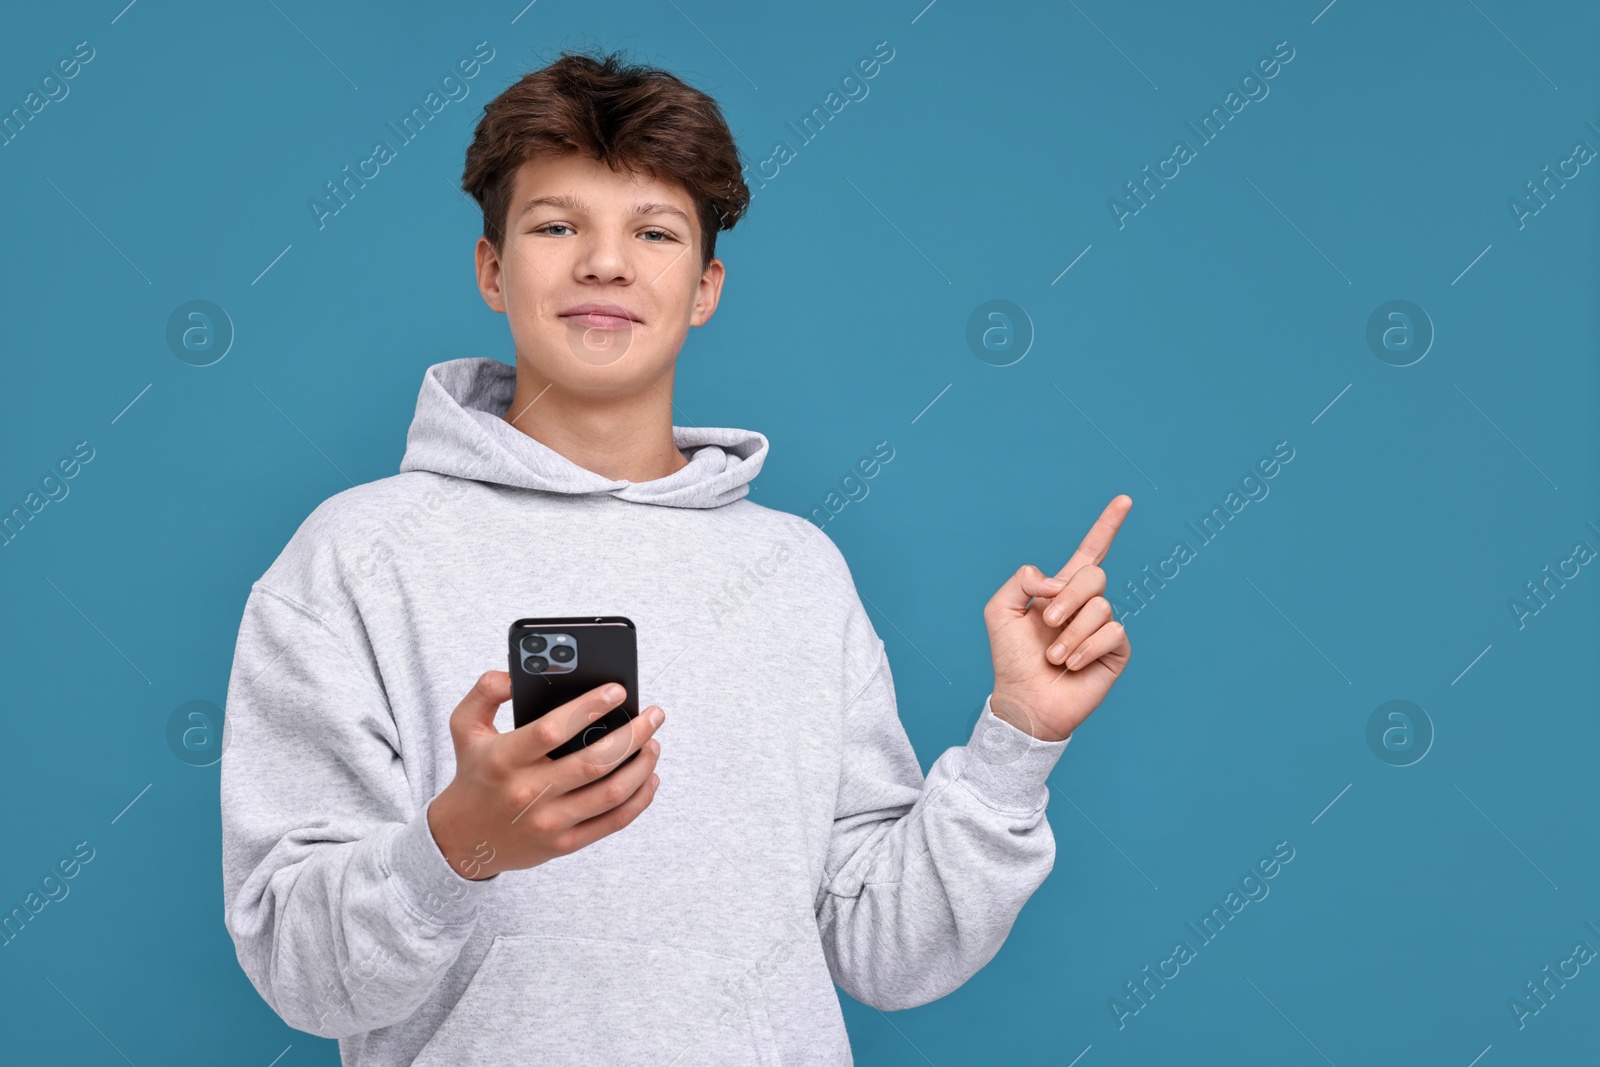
[449,670,512,747]
[985,565,1067,624]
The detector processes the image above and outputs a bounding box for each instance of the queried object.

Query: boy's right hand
[426,670,663,881]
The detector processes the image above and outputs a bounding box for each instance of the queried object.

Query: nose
[574,222,633,285]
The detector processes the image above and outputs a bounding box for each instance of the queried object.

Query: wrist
[989,691,1072,743]
[426,787,495,882]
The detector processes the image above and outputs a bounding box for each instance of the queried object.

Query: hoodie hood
[398,358,767,509]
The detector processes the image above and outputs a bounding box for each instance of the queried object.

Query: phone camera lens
[522,635,547,654]
[524,655,549,673]
[549,645,575,663]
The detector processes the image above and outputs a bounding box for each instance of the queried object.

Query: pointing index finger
[1053,495,1133,582]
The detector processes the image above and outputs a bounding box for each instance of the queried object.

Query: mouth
[559,302,641,329]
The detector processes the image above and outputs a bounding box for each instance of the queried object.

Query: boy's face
[474,151,724,399]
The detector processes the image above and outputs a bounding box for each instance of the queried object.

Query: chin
[517,342,673,397]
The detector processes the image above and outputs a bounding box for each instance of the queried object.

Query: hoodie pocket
[410,933,783,1067]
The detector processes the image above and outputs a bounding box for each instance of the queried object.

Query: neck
[501,361,688,483]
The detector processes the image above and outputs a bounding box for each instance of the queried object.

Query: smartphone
[509,616,640,768]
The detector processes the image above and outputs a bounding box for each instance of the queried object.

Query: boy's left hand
[983,495,1133,742]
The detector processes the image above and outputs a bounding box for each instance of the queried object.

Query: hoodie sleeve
[220,581,494,1038]
[814,591,1071,1012]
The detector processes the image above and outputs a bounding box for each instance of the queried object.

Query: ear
[689,256,725,328]
[475,236,507,314]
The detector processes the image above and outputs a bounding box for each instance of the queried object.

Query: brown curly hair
[461,49,751,270]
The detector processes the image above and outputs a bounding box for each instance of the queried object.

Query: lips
[559,302,641,329]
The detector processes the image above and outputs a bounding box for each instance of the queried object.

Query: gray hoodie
[220,357,1072,1066]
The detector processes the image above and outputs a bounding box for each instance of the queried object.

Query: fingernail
[1066,652,1083,669]
[603,684,624,702]
[651,773,661,788]
[647,738,661,755]
[1048,644,1064,660]
[1044,578,1066,590]
[1045,608,1063,625]
[649,706,665,727]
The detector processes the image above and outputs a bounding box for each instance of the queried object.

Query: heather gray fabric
[220,357,1072,1066]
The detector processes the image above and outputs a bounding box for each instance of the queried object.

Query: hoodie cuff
[383,807,492,927]
[954,695,1072,813]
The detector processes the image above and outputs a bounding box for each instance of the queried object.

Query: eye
[535,223,574,236]
[641,229,674,243]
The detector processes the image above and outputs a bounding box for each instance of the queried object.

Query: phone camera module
[518,632,577,674]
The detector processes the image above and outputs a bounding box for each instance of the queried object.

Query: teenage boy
[221,50,1133,1066]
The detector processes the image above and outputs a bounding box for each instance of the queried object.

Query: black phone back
[509,616,639,762]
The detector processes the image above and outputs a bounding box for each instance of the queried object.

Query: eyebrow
[519,193,692,228]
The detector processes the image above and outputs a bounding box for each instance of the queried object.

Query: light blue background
[2,1,1596,1064]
